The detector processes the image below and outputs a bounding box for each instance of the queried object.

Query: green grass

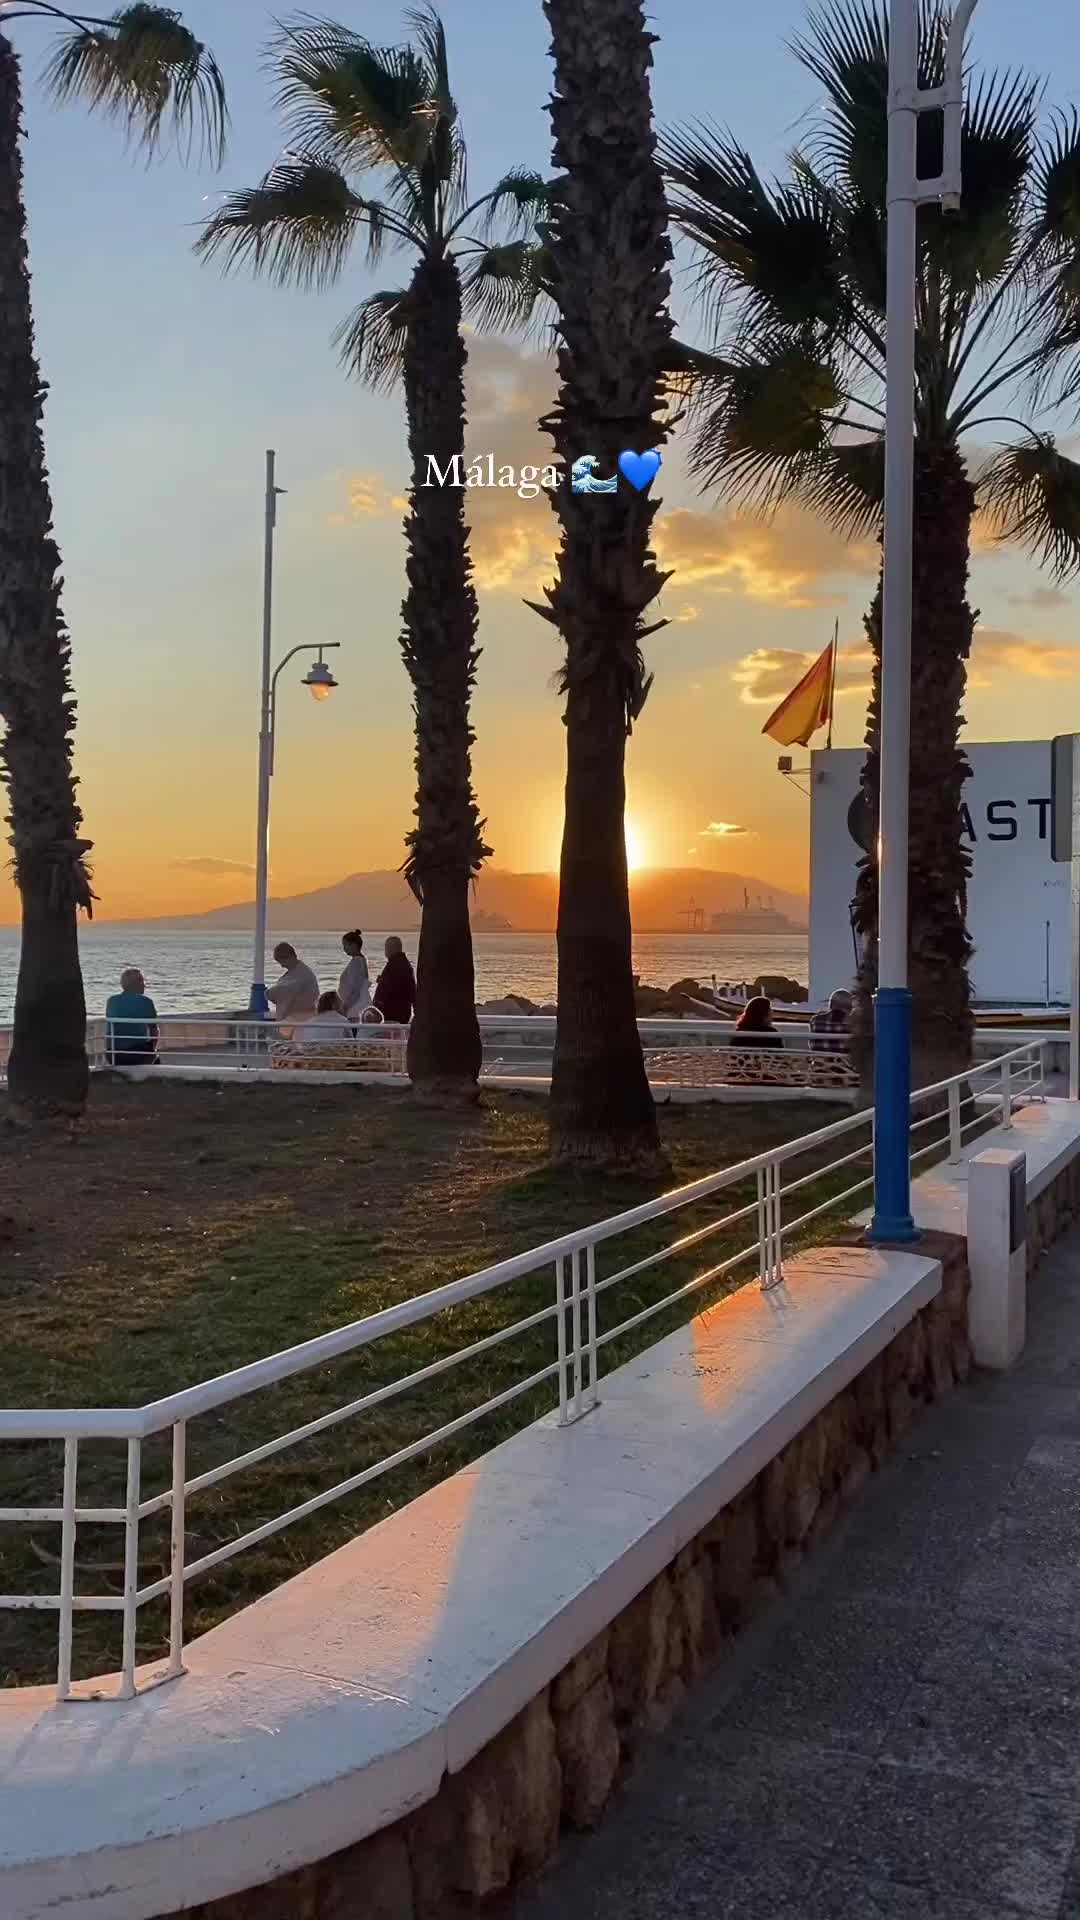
[0,1079,872,1687]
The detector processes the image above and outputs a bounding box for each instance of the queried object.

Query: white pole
[249,450,279,1016]
[871,0,919,1240]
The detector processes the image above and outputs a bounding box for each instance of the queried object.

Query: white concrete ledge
[0,1244,940,1920]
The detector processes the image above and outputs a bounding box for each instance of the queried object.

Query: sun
[624,816,649,873]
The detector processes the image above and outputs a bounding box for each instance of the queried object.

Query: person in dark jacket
[734,995,783,1048]
[373,936,417,1024]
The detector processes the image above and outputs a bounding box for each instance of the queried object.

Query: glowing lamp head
[303,657,337,703]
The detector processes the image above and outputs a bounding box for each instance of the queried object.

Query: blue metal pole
[872,987,917,1240]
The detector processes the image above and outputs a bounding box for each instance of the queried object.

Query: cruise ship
[710,891,802,934]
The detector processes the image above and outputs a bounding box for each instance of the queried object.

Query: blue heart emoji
[618,449,662,492]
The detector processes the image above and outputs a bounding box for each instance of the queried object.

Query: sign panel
[809,740,1069,1005]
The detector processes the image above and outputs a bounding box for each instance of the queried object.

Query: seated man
[810,988,854,1053]
[105,968,159,1066]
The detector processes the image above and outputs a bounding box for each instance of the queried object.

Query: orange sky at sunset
[2,334,1078,925]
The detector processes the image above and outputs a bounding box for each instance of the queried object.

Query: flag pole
[826,618,838,750]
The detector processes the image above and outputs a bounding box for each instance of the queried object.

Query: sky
[2,0,1080,924]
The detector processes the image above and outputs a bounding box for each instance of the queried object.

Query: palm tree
[663,0,1080,1090]
[0,4,225,1123]
[198,9,548,1102]
[535,0,675,1167]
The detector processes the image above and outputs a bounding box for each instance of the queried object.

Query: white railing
[0,1039,1047,1701]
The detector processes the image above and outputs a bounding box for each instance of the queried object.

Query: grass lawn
[0,1079,871,1687]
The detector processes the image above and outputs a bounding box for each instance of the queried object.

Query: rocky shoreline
[477,974,809,1020]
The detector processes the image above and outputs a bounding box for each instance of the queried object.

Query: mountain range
[102,867,808,934]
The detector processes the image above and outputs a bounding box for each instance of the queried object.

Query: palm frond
[1034,110,1080,251]
[921,66,1038,296]
[195,158,373,289]
[272,17,436,182]
[43,2,227,166]
[685,336,845,507]
[979,435,1080,578]
[462,240,555,340]
[795,433,884,538]
[333,286,414,389]
[478,168,552,238]
[662,123,849,340]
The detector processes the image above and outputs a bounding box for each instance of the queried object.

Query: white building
[809,740,1069,1007]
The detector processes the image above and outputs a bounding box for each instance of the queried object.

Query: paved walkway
[514,1224,1080,1920]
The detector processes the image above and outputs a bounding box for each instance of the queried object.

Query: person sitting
[267,942,319,1034]
[296,992,352,1044]
[734,995,783,1048]
[105,968,159,1066]
[373,936,417,1025]
[811,988,853,1053]
[338,930,372,1021]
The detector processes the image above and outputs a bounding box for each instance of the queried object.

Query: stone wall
[1027,1153,1080,1271]
[180,1234,970,1920]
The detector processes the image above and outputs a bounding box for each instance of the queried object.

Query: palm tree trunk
[852,440,976,1094]
[0,30,91,1122]
[400,250,487,1100]
[541,0,673,1168]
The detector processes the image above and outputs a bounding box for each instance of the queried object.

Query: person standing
[373,936,417,1024]
[338,930,372,1021]
[267,943,319,1034]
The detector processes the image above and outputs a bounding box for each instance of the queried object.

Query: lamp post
[248,450,341,1016]
[870,0,978,1240]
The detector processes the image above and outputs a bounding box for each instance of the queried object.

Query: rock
[633,981,689,1018]
[476,995,538,1016]
[322,1833,414,1920]
[754,974,808,1004]
[551,1630,609,1714]
[706,1494,759,1630]
[555,1674,620,1829]
[452,1695,561,1896]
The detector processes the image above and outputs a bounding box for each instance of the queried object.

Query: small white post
[968,1148,1026,1368]
[571,1249,584,1419]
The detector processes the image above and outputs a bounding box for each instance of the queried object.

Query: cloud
[655,507,878,609]
[1000,585,1071,611]
[700,821,750,837]
[733,643,873,707]
[171,856,255,877]
[328,470,407,527]
[969,627,1080,688]
[672,603,702,624]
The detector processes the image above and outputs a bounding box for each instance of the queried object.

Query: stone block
[887,1380,916,1441]
[551,1629,609,1714]
[841,1447,872,1506]
[675,1548,713,1675]
[926,1310,955,1400]
[852,1352,890,1463]
[555,1674,620,1830]
[321,1832,414,1920]
[609,1573,672,1723]
[707,1493,759,1631]
[451,1694,561,1898]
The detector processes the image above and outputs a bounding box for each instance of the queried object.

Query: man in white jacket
[268,943,319,1034]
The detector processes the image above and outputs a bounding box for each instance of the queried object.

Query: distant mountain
[101,866,807,934]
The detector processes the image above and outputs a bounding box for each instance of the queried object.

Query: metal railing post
[556,1256,569,1425]
[948,1081,962,1161]
[120,1438,142,1699]
[585,1243,600,1415]
[56,1436,79,1703]
[571,1249,584,1419]
[1001,1055,1013,1129]
[167,1422,187,1679]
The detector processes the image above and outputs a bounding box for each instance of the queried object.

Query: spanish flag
[761,631,836,748]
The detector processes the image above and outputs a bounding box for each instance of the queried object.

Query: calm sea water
[0,925,810,1021]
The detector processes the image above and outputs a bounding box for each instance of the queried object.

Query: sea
[0,925,810,1022]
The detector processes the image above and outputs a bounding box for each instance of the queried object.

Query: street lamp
[248,451,342,1017]
[870,0,977,1240]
